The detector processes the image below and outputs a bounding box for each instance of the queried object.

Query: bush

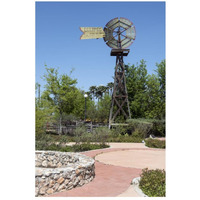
[107,134,143,143]
[146,119,165,137]
[36,142,109,152]
[108,125,143,143]
[74,125,87,144]
[145,138,165,149]
[35,132,110,152]
[79,132,93,143]
[92,127,111,144]
[126,119,152,138]
[72,143,109,152]
[126,118,165,138]
[35,133,54,150]
[139,168,166,197]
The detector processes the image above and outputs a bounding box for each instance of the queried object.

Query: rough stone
[57,162,62,168]
[46,188,54,194]
[64,179,69,185]
[76,169,80,175]
[53,174,59,180]
[73,177,80,186]
[39,187,46,195]
[42,160,48,167]
[58,184,65,191]
[35,161,41,167]
[49,180,55,188]
[53,159,57,164]
[57,177,64,184]
[53,183,59,191]
[79,179,84,186]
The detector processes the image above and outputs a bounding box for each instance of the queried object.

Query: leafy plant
[35,142,109,152]
[126,119,152,138]
[92,127,110,145]
[126,60,165,120]
[72,143,109,152]
[150,119,165,137]
[74,125,87,144]
[139,168,166,197]
[145,138,165,149]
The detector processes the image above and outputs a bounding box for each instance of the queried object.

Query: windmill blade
[126,26,136,40]
[80,27,105,39]
[105,18,119,30]
[121,38,133,49]
[106,39,118,49]
[119,17,133,29]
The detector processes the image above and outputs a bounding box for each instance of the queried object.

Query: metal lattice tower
[80,17,136,128]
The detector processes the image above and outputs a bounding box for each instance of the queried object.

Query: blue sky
[36,1,165,94]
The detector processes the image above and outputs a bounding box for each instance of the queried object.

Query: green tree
[97,94,111,123]
[156,60,165,97]
[145,74,161,119]
[42,67,82,134]
[107,82,114,96]
[126,60,148,118]
[155,59,165,119]
[86,100,98,122]
[89,86,97,100]
[145,60,165,119]
[35,91,55,137]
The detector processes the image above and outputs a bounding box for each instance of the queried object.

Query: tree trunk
[59,114,62,135]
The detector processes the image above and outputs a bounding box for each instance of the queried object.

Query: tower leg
[109,50,131,128]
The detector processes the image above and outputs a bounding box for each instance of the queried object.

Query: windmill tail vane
[80,27,105,39]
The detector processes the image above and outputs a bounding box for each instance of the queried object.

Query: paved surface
[96,149,165,170]
[117,185,141,197]
[50,161,141,197]
[49,142,165,197]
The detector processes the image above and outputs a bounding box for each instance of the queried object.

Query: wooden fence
[46,121,108,135]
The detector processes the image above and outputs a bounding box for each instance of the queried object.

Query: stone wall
[35,151,95,197]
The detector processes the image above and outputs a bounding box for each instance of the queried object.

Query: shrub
[110,125,128,135]
[35,133,53,150]
[74,125,87,144]
[107,134,143,143]
[146,119,165,137]
[80,132,93,143]
[72,143,109,152]
[126,119,152,138]
[139,168,166,197]
[145,138,165,149]
[92,127,111,144]
[36,142,109,152]
[126,118,165,138]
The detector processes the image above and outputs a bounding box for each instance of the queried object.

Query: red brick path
[49,147,163,197]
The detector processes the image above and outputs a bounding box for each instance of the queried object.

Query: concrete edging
[131,177,148,197]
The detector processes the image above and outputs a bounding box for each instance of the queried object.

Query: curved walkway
[49,142,165,197]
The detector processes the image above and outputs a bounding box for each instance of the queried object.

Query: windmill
[80,17,136,128]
